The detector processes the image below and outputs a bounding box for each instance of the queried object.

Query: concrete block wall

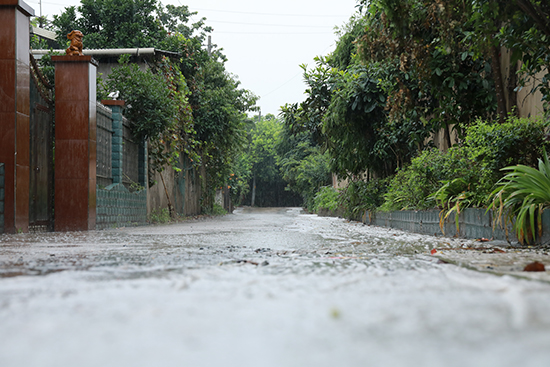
[96,183,147,229]
[0,163,4,234]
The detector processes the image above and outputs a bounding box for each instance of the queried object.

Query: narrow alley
[1,208,550,367]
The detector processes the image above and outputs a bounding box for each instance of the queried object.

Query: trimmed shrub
[382,116,549,211]
[313,186,339,213]
[340,178,389,217]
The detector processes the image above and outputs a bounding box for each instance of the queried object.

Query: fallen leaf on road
[236,260,259,266]
[330,307,341,319]
[430,249,437,255]
[523,261,546,272]
[476,238,492,242]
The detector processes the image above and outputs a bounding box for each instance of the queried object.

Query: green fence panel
[364,208,536,244]
[96,183,147,229]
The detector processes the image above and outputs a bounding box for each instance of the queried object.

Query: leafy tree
[458,0,550,116]
[322,64,389,176]
[279,0,549,219]
[357,0,497,144]
[497,0,550,111]
[227,149,253,207]
[328,15,368,70]
[52,0,204,49]
[291,15,431,179]
[237,115,301,207]
[101,55,177,141]
[279,58,334,146]
[279,144,331,210]
[356,0,550,120]
[51,0,258,213]
[30,16,55,49]
[100,55,197,216]
[189,57,258,208]
[276,116,331,210]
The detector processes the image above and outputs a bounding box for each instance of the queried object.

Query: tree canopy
[52,0,208,49]
[282,0,549,183]
[51,0,257,212]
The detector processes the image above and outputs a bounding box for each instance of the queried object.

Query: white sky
[27,0,359,116]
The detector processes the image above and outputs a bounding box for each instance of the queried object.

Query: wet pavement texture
[1,207,550,367]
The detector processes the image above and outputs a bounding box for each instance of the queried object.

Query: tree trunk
[507,59,518,115]
[491,45,507,123]
[444,123,452,150]
[251,173,256,207]
[159,171,175,218]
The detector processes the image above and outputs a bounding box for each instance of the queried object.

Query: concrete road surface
[1,207,550,367]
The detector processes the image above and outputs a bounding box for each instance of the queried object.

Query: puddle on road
[0,209,470,279]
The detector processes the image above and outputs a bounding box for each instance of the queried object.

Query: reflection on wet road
[1,207,550,367]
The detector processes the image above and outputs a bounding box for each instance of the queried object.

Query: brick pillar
[53,55,98,231]
[0,163,5,233]
[102,100,124,185]
[0,0,33,233]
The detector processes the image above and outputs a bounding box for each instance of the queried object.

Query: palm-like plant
[488,150,550,244]
[431,177,474,235]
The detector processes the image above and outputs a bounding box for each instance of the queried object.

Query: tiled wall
[0,1,34,233]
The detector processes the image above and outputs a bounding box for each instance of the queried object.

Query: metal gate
[29,56,54,232]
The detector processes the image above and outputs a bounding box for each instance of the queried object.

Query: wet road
[1,207,550,367]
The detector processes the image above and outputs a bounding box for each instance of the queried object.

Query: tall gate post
[0,163,5,233]
[0,0,33,233]
[52,55,98,231]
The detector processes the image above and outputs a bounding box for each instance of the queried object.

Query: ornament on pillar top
[65,30,84,56]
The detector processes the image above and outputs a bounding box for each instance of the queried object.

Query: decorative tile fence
[319,206,550,245]
[96,183,147,229]
[96,102,148,229]
[364,208,550,245]
[366,209,495,239]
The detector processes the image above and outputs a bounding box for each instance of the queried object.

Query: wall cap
[0,0,35,16]
[101,100,125,107]
[52,55,99,67]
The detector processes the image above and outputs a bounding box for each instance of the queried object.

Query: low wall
[317,206,550,245]
[364,208,550,245]
[96,184,147,229]
[0,163,4,233]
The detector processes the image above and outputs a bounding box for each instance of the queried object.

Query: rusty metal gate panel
[29,57,54,232]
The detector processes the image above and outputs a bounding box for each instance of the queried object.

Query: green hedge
[382,116,549,211]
